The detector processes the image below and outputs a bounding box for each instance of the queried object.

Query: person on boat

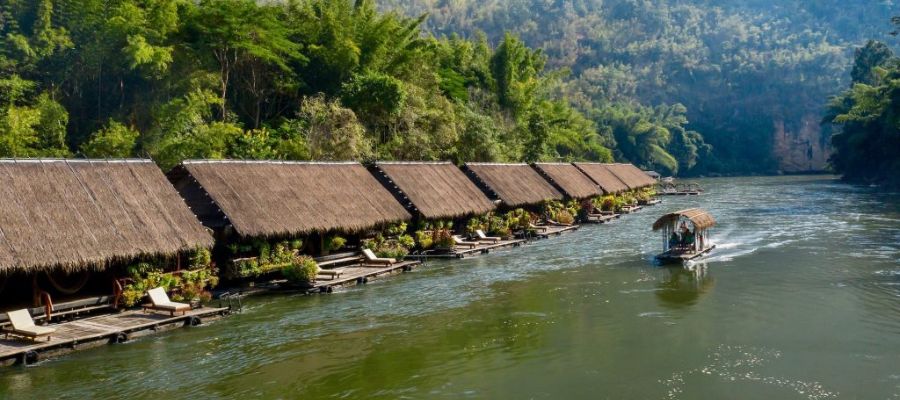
[669,231,681,250]
[683,230,696,252]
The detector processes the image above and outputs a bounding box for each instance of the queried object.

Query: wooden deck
[0,306,229,366]
[533,224,580,238]
[312,260,421,292]
[407,239,527,259]
[585,213,620,224]
[660,191,701,196]
[656,245,716,264]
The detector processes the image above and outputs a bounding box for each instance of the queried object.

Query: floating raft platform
[620,205,643,214]
[311,260,421,293]
[655,245,716,265]
[407,239,526,259]
[585,214,620,224]
[0,306,229,367]
[660,191,701,196]
[534,224,579,238]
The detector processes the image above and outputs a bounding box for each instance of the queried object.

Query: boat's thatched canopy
[533,163,602,199]
[606,163,657,189]
[0,159,214,274]
[573,163,629,194]
[172,160,411,238]
[652,208,716,231]
[464,163,563,207]
[376,162,495,219]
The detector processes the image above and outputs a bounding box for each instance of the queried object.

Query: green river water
[1,175,899,399]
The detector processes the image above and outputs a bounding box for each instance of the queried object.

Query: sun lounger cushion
[146,287,190,313]
[6,309,55,339]
[475,230,501,241]
[363,248,395,264]
[452,236,479,247]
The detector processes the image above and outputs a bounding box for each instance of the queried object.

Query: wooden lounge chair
[362,248,395,266]
[3,309,55,342]
[475,229,502,242]
[452,235,479,249]
[317,269,344,279]
[528,223,550,232]
[143,287,191,316]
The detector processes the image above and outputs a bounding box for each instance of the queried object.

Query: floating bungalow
[463,163,563,209]
[532,163,603,199]
[463,163,577,237]
[0,159,222,365]
[573,162,630,195]
[604,163,658,190]
[373,161,496,221]
[168,160,420,290]
[373,162,522,258]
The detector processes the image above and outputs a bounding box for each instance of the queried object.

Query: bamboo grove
[0,0,712,173]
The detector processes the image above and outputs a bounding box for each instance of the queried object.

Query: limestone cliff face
[772,113,832,172]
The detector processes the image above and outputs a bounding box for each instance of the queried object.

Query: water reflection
[655,264,714,309]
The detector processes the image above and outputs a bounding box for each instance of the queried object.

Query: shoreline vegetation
[826,39,900,188]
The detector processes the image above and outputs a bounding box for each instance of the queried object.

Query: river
[0,175,898,399]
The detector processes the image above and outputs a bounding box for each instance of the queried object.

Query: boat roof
[652,208,716,231]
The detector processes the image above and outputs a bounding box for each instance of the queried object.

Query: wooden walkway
[0,306,228,366]
[407,239,526,259]
[533,224,580,238]
[585,214,620,224]
[660,191,701,196]
[312,260,421,292]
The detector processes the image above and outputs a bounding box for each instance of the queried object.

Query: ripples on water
[1,175,899,399]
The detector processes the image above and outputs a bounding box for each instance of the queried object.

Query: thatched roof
[533,163,601,199]
[464,163,563,207]
[375,162,495,219]
[605,163,657,189]
[573,163,629,194]
[171,160,411,238]
[652,208,716,231]
[0,159,214,274]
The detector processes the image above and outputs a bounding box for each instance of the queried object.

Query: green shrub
[325,235,347,251]
[432,229,455,248]
[282,255,319,284]
[257,242,271,265]
[397,234,415,249]
[289,239,303,250]
[414,230,433,249]
[376,244,409,260]
[556,210,575,225]
[385,222,407,236]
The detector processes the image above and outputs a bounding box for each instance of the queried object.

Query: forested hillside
[381,0,899,174]
[4,0,708,171]
[1,0,895,176]
[0,0,640,170]
[826,38,900,187]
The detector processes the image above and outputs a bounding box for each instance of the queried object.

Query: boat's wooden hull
[656,245,716,265]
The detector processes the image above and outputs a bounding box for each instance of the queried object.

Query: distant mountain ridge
[381,0,898,174]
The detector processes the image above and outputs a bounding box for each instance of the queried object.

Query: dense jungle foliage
[380,0,899,174]
[826,37,900,187]
[1,0,896,176]
[0,0,619,171]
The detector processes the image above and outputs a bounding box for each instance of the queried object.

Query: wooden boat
[652,208,716,265]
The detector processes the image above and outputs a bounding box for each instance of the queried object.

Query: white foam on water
[660,344,839,400]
